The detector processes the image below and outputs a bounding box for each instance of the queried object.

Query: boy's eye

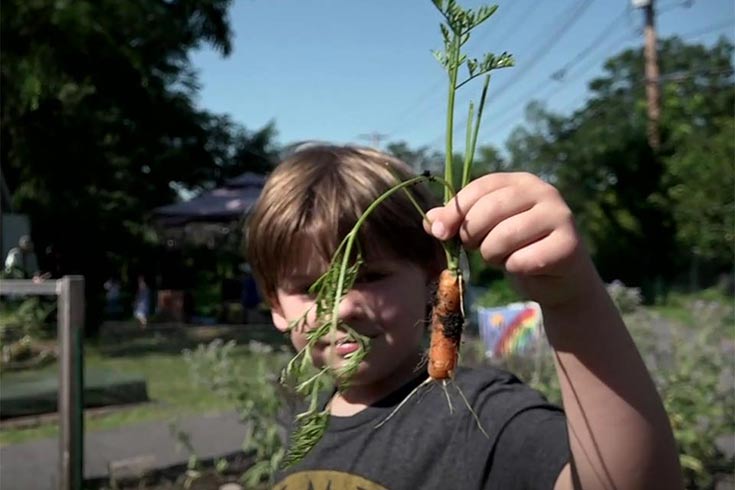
[296,285,316,296]
[355,271,389,284]
[282,282,316,296]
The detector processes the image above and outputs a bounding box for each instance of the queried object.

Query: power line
[472,10,732,147]
[491,66,731,174]
[658,0,695,15]
[384,1,532,140]
[674,19,735,41]
[486,62,733,150]
[388,0,593,143]
[426,0,597,148]
[382,77,444,140]
[564,66,733,131]
[481,0,596,103]
[552,7,630,82]
[443,0,547,129]
[486,7,633,125]
[481,30,636,140]
[470,0,537,51]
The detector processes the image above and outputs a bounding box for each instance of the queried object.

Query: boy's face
[271,247,430,391]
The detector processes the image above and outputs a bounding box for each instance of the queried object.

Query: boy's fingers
[503,227,580,276]
[459,186,536,248]
[426,173,537,241]
[477,205,555,266]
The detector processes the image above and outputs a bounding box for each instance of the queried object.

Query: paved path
[1,411,246,490]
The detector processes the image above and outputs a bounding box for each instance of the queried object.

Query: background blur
[0,1,732,489]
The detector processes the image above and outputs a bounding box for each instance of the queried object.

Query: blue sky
[190,0,734,154]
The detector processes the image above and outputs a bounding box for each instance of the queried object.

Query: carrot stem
[444,31,460,203]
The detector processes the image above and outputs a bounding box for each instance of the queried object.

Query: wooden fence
[0,276,85,490]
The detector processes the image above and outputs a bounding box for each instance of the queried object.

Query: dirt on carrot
[428,268,464,380]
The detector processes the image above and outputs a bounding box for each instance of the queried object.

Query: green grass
[0,323,288,446]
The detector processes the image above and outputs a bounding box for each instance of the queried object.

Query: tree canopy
[504,37,734,297]
[1,0,279,330]
[389,37,734,298]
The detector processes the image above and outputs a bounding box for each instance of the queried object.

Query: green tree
[505,37,734,297]
[664,117,735,288]
[386,141,443,173]
[471,144,507,176]
[1,0,278,331]
[659,39,735,287]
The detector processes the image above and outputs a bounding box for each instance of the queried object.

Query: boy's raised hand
[426,172,685,490]
[425,172,598,309]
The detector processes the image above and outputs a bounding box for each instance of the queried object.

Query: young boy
[247,145,682,490]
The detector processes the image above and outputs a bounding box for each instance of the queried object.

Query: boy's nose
[336,290,364,322]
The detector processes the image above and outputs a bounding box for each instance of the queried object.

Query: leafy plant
[0,297,56,367]
[638,300,735,489]
[183,339,295,487]
[474,277,523,308]
[467,294,734,490]
[606,279,643,314]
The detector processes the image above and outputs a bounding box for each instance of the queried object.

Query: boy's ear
[270,303,290,333]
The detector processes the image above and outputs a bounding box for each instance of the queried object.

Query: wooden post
[0,277,85,489]
[58,276,85,490]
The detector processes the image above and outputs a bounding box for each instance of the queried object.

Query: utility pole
[357,132,389,149]
[633,0,661,151]
[634,0,666,300]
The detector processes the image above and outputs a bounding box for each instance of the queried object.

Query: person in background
[133,274,152,328]
[4,235,39,279]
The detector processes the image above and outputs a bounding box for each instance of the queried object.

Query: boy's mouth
[334,338,360,356]
[319,333,377,356]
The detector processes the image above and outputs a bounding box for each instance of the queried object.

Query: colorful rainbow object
[476,302,543,358]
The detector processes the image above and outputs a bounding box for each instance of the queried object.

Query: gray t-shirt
[274,366,569,490]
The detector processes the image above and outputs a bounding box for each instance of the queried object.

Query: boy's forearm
[542,273,683,490]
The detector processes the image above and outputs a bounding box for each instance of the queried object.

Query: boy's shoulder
[453,363,523,389]
[453,364,554,408]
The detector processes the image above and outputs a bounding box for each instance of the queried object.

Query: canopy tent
[153,172,266,227]
[151,172,268,323]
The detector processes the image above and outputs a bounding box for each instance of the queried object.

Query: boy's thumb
[424,208,449,240]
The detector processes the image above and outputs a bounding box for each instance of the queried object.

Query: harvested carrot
[428,269,464,380]
[377,268,485,434]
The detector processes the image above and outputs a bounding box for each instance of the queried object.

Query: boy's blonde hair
[246,144,445,304]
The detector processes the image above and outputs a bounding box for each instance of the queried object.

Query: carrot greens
[280,0,513,466]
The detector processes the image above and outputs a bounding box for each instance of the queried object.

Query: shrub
[0,297,56,368]
[183,339,295,487]
[606,280,643,314]
[633,299,735,489]
[466,292,734,489]
[473,277,523,308]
